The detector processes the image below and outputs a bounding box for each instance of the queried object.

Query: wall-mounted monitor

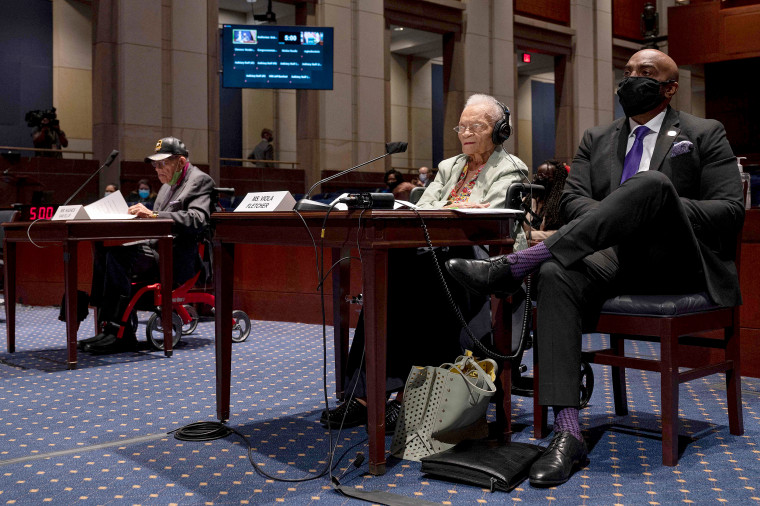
[222,24,334,90]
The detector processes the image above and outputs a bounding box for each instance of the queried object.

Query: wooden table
[3,219,175,369]
[212,209,518,475]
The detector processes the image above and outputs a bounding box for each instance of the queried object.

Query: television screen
[222,24,334,90]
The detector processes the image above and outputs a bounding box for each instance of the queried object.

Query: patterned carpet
[1,304,759,505]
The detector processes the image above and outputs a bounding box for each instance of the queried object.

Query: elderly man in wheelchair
[78,137,216,354]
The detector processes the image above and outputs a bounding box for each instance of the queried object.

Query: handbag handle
[441,357,496,395]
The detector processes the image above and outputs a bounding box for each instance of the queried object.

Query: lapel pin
[667,130,677,137]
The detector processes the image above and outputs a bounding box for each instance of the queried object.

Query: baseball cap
[145,137,189,162]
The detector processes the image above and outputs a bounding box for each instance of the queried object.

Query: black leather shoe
[84,334,137,355]
[320,398,367,429]
[77,332,109,350]
[529,431,589,487]
[445,256,523,298]
[364,399,402,435]
[384,399,401,435]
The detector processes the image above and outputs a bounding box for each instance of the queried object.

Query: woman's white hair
[463,93,505,125]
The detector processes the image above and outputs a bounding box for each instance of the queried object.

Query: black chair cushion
[600,292,724,316]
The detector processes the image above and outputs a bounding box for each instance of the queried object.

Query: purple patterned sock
[553,407,583,442]
[506,241,552,279]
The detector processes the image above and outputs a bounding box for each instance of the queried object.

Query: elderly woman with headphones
[416,93,529,216]
[320,93,529,433]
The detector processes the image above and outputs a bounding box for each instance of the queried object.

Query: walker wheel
[146,311,183,350]
[231,310,251,343]
[181,304,199,335]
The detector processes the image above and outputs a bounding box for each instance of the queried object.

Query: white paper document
[84,191,136,219]
[453,208,523,216]
[53,191,136,221]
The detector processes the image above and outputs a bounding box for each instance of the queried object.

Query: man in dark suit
[446,49,744,486]
[81,137,215,354]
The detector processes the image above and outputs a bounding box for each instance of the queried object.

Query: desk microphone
[293,142,408,211]
[63,149,120,205]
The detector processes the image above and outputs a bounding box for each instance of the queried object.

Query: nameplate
[52,205,89,221]
[234,191,296,212]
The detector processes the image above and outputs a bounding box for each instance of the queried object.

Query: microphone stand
[293,142,407,211]
[63,150,120,206]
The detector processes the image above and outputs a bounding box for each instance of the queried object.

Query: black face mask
[617,76,674,118]
[387,180,400,191]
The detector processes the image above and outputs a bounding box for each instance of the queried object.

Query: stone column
[296,0,387,193]
[92,0,216,187]
[443,0,517,159]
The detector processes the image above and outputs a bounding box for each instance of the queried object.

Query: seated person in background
[445,49,744,487]
[383,169,405,193]
[392,180,416,202]
[79,137,215,354]
[104,183,119,197]
[127,178,158,207]
[412,166,434,187]
[523,159,569,245]
[320,93,529,430]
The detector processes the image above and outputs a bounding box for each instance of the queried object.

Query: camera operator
[28,108,68,157]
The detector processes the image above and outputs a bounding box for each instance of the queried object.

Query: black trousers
[537,171,705,407]
[342,246,491,399]
[90,243,159,328]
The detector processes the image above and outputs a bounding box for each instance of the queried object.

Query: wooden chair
[532,224,745,467]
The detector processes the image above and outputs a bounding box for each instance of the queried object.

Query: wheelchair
[505,183,594,409]
[106,188,252,350]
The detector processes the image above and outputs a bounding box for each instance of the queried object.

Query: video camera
[25,108,59,129]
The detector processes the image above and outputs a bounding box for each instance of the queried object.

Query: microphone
[63,149,120,206]
[293,142,408,211]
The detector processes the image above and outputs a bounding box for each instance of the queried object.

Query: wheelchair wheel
[579,361,594,409]
[146,311,183,350]
[181,304,199,335]
[231,310,251,343]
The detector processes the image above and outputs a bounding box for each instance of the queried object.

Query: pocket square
[670,140,693,157]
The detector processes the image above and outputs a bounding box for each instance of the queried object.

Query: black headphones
[492,101,512,145]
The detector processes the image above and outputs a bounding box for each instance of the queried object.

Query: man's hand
[129,203,154,218]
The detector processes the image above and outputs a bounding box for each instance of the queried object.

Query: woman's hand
[443,202,490,209]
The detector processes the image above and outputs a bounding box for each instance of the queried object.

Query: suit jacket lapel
[611,118,628,190]
[649,107,681,174]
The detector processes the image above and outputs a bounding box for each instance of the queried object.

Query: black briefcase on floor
[420,439,544,492]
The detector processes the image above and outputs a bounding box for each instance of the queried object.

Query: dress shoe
[445,256,523,298]
[77,332,109,350]
[529,431,589,487]
[84,334,137,355]
[320,398,367,429]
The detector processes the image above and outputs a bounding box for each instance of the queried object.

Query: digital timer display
[14,205,60,221]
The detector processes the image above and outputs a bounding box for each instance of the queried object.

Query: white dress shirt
[626,109,667,174]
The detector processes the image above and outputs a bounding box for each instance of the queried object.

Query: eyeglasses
[151,156,177,168]
[453,123,488,134]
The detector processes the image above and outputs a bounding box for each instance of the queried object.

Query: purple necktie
[621,125,652,184]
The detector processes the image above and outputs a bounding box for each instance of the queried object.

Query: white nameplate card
[52,205,89,221]
[52,191,136,221]
[234,191,296,212]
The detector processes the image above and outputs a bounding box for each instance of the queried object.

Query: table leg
[158,237,173,357]
[490,294,513,440]
[63,241,78,370]
[362,248,387,476]
[215,240,235,422]
[332,247,350,398]
[4,240,16,353]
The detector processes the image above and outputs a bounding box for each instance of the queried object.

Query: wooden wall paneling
[514,0,570,26]
[613,0,652,41]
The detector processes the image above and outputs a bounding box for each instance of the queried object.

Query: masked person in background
[446,49,744,487]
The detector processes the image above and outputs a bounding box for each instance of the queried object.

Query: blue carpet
[1,305,759,504]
